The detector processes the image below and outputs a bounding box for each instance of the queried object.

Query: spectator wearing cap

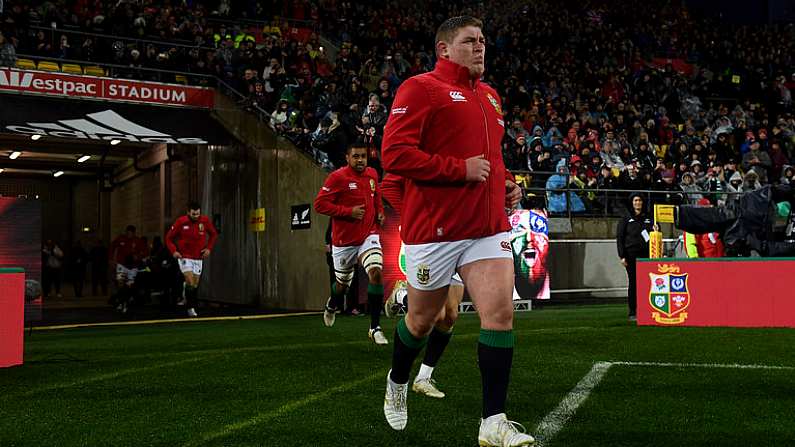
[741,140,772,184]
[652,169,684,206]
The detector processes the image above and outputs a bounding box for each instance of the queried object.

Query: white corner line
[534,361,613,447]
[534,360,795,446]
[608,361,795,371]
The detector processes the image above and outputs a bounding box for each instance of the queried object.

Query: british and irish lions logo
[649,264,691,324]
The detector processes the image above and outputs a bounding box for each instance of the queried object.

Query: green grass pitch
[2,305,794,446]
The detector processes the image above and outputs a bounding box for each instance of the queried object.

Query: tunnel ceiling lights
[30,135,42,141]
[110,139,121,146]
[9,151,22,160]
[53,170,64,178]
[77,155,91,163]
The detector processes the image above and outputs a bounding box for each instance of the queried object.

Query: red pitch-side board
[0,268,24,367]
[636,259,795,328]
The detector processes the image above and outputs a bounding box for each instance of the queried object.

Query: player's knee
[442,306,458,328]
[406,315,435,337]
[334,269,354,288]
[486,307,513,329]
[361,250,383,279]
[368,267,382,284]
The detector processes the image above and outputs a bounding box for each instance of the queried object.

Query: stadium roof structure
[0,94,233,178]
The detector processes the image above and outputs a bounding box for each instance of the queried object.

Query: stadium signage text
[0,68,213,108]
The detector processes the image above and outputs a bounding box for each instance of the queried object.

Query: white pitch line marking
[534,360,795,446]
[534,361,613,447]
[183,372,382,447]
[609,361,795,371]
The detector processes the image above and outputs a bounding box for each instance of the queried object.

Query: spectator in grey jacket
[741,141,772,184]
[0,32,16,67]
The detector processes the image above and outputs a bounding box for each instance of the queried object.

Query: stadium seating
[14,59,36,70]
[36,61,60,72]
[82,66,106,77]
[61,63,84,75]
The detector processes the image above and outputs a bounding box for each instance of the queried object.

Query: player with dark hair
[314,142,388,345]
[380,15,534,446]
[165,201,218,317]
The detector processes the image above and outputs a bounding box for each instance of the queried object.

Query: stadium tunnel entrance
[0,92,281,317]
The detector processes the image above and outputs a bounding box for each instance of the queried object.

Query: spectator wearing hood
[680,172,704,205]
[711,132,734,163]
[507,119,531,142]
[726,171,744,205]
[781,165,795,185]
[742,170,762,192]
[636,142,656,173]
[546,159,585,214]
[741,141,772,184]
[684,199,726,258]
[691,159,707,183]
[503,134,528,171]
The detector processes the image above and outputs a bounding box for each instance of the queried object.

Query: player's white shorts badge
[417,263,431,286]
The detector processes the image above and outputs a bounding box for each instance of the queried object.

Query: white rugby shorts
[405,232,512,290]
[332,234,382,272]
[178,258,203,276]
[115,264,138,286]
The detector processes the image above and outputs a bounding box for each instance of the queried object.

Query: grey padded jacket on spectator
[680,173,704,205]
[0,36,16,67]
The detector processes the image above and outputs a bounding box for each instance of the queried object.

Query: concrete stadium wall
[210,91,330,311]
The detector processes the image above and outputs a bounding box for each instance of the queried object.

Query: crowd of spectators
[1,0,793,214]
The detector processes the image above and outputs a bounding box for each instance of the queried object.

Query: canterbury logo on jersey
[3,109,208,144]
[449,91,467,102]
[0,70,34,88]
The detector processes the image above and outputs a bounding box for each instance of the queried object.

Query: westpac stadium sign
[0,68,214,108]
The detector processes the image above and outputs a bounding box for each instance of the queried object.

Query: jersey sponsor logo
[391,106,407,115]
[449,91,467,102]
[321,186,331,192]
[348,182,358,190]
[497,119,504,127]
[500,240,511,252]
[183,225,189,230]
[417,263,431,285]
